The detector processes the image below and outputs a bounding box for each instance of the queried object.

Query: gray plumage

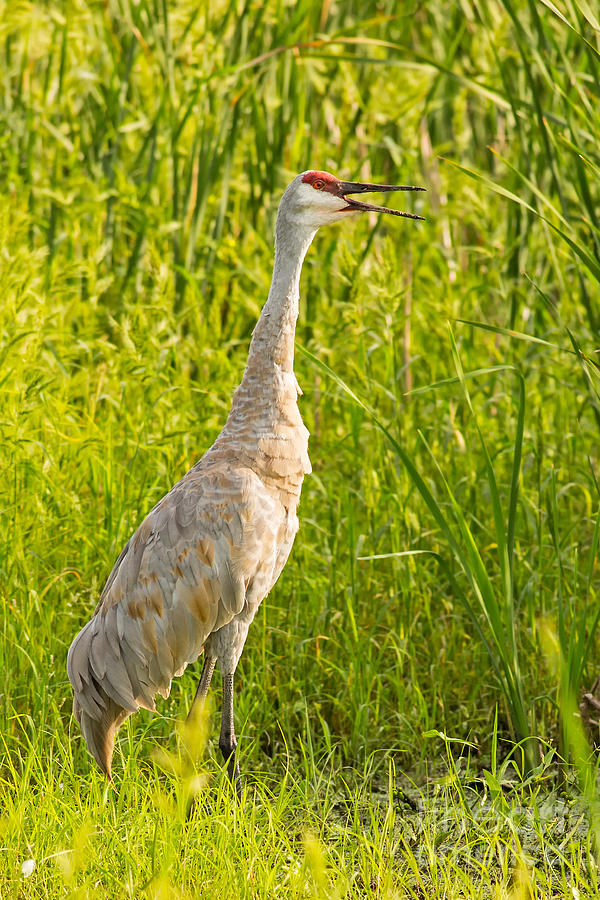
[67,169,423,783]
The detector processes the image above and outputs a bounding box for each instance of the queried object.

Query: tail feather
[74,683,131,780]
[68,616,141,779]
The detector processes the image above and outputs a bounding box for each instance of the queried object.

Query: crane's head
[278,170,425,232]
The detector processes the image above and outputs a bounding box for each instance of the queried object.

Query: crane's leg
[185,654,218,819]
[220,673,242,794]
[187,653,217,722]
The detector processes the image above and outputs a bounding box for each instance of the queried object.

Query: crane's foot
[223,750,243,797]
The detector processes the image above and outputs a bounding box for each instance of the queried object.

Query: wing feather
[68,463,287,778]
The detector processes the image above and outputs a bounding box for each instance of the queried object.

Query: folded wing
[67,464,281,778]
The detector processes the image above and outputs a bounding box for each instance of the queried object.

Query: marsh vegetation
[1,0,599,895]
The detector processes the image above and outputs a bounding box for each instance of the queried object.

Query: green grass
[1,0,600,895]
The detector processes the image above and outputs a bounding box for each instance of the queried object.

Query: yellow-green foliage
[1,0,599,895]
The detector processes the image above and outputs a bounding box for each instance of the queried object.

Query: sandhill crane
[67,170,424,789]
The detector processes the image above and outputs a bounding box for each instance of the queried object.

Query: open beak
[339,181,425,220]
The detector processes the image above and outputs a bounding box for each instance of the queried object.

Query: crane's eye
[312,180,325,190]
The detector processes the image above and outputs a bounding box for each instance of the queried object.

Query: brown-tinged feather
[75,684,131,781]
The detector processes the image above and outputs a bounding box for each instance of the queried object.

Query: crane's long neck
[208,217,316,496]
[244,221,316,376]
